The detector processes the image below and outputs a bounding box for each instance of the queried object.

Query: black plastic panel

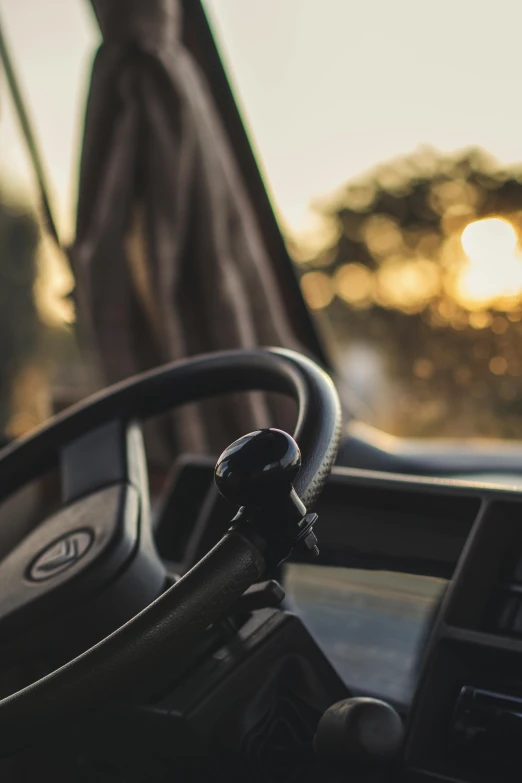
[310,470,481,578]
[405,493,522,782]
[61,420,146,504]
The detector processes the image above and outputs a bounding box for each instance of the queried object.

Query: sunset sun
[456,217,522,309]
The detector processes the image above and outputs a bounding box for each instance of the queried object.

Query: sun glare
[456,218,522,308]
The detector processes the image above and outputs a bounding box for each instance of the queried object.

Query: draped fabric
[71,0,299,458]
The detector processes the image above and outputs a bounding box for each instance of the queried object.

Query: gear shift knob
[215,428,301,507]
[215,428,319,566]
[314,697,404,775]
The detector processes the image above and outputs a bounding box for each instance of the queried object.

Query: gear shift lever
[314,697,404,779]
[215,428,320,567]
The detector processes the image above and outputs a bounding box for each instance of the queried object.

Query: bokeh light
[335,263,373,307]
[375,258,440,312]
[300,270,333,310]
[34,237,75,327]
[455,218,522,309]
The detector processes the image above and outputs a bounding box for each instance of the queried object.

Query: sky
[0,0,99,241]
[204,0,522,243]
[3,0,522,245]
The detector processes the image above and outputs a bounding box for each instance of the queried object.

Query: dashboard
[155,456,522,782]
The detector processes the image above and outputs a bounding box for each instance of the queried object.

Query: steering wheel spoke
[60,419,148,505]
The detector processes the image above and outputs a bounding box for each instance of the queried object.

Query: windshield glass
[0,1,100,441]
[3,2,522,443]
[205,0,522,439]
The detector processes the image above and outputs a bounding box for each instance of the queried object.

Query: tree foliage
[298,148,522,437]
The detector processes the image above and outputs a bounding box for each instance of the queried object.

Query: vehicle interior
[2,1,522,781]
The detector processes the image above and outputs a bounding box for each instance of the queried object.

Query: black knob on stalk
[215,428,301,506]
[215,429,319,566]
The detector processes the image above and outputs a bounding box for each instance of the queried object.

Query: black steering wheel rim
[0,347,342,746]
[0,347,340,510]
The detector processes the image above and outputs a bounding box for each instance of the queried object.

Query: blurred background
[3,0,522,442]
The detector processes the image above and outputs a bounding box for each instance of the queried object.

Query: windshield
[3,1,522,443]
[205,0,522,439]
[0,1,100,441]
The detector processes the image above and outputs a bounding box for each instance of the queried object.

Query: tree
[296,148,522,437]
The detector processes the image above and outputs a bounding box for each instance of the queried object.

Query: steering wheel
[0,347,341,749]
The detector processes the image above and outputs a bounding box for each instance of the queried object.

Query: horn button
[28,530,94,582]
[0,484,161,665]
